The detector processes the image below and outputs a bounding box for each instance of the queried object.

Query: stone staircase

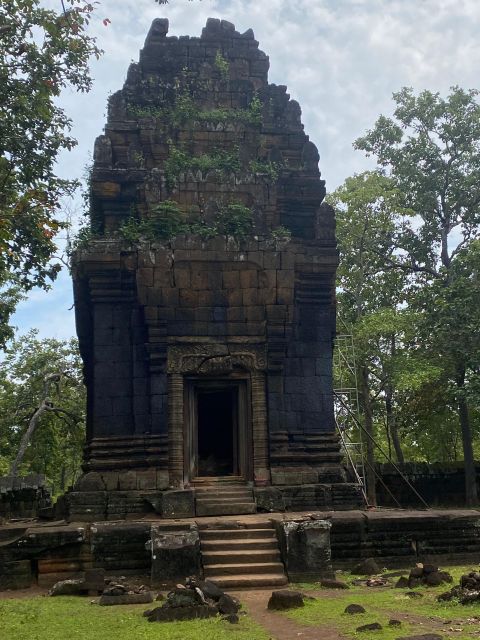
[198,520,288,588]
[193,477,257,516]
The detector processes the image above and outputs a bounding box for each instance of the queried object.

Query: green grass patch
[0,596,270,640]
[288,565,480,640]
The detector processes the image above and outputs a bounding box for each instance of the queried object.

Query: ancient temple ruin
[71,18,361,519]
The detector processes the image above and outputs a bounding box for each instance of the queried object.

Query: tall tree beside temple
[0,0,101,347]
[330,171,410,503]
[355,86,480,505]
[0,331,85,492]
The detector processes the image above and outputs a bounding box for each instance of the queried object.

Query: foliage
[120,201,187,242]
[355,86,480,277]
[0,0,101,323]
[354,87,480,502]
[214,50,229,80]
[120,200,253,243]
[0,596,270,640]
[249,159,281,181]
[0,276,24,349]
[0,330,85,493]
[270,225,292,244]
[127,93,263,127]
[216,202,253,240]
[164,146,241,189]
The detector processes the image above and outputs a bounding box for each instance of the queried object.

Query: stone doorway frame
[184,377,250,482]
[166,343,269,488]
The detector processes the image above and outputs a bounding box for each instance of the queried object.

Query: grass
[287,565,480,640]
[0,596,270,640]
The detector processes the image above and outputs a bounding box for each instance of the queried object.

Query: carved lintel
[167,343,267,374]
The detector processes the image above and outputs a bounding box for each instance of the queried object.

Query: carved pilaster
[251,371,270,485]
[168,373,184,487]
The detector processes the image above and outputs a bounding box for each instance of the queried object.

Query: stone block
[156,470,169,490]
[0,560,32,590]
[150,525,201,583]
[137,468,157,491]
[162,489,195,518]
[118,470,137,491]
[254,487,285,512]
[275,519,332,582]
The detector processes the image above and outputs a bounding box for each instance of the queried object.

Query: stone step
[202,549,282,564]
[198,518,275,531]
[201,538,278,551]
[208,573,288,589]
[198,525,275,537]
[203,561,286,577]
[196,496,254,504]
[195,489,253,498]
[193,476,245,485]
[196,502,257,517]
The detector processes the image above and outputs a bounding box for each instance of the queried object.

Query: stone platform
[1,509,480,590]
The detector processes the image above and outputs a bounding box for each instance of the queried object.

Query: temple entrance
[197,388,236,476]
[185,379,250,482]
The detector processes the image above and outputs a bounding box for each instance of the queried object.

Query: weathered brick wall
[0,475,51,521]
[376,462,480,508]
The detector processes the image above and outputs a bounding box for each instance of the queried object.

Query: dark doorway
[197,388,235,476]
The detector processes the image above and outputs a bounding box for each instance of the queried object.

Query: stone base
[66,481,363,521]
[255,483,363,512]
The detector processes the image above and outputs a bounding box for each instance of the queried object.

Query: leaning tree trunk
[360,365,377,506]
[9,400,50,476]
[456,364,478,507]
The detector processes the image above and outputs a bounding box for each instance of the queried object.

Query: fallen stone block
[48,578,87,596]
[217,594,240,614]
[146,605,218,622]
[344,603,366,614]
[99,592,154,606]
[320,578,349,589]
[351,558,380,576]
[200,579,224,601]
[267,590,305,610]
[357,622,382,632]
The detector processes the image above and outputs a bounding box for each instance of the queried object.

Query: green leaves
[119,200,253,243]
[0,330,85,491]
[0,0,101,342]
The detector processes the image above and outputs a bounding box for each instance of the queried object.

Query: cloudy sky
[12,0,480,341]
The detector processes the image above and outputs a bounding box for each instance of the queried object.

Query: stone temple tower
[71,18,361,520]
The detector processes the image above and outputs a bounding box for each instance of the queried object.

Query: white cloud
[13,0,480,340]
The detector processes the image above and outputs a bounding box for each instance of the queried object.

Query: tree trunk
[456,364,478,507]
[385,385,404,463]
[10,401,49,476]
[360,365,377,506]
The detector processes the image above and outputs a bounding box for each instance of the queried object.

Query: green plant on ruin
[119,200,187,242]
[247,94,263,125]
[118,200,253,243]
[164,146,241,189]
[67,218,103,257]
[215,203,253,241]
[126,90,263,127]
[214,50,230,80]
[271,225,292,244]
[249,159,282,181]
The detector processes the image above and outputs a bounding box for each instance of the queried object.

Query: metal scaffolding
[333,325,368,503]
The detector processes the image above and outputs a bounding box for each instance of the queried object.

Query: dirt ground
[233,588,346,640]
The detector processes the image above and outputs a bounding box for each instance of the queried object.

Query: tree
[0,0,101,346]
[355,86,480,505]
[329,171,409,503]
[0,330,85,492]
